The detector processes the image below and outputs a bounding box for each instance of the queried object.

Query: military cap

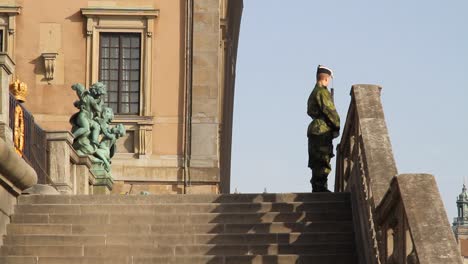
[316,65,333,78]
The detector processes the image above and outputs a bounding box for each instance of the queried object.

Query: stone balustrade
[46,131,97,195]
[335,84,462,264]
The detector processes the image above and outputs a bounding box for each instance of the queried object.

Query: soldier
[307,65,340,192]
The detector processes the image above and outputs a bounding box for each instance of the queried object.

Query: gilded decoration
[9,78,27,156]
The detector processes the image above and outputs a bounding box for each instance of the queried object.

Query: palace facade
[0,0,243,194]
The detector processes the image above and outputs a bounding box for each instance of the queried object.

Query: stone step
[14,201,351,215]
[3,232,354,246]
[18,193,350,205]
[0,243,355,257]
[0,255,358,264]
[11,211,352,225]
[6,222,353,235]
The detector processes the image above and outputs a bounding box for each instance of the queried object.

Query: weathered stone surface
[22,184,60,195]
[351,84,398,204]
[0,137,38,192]
[397,174,463,263]
[1,193,357,263]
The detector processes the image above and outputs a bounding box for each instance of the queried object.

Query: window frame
[81,7,158,117]
[81,8,158,158]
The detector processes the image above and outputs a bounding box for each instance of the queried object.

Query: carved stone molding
[41,52,58,81]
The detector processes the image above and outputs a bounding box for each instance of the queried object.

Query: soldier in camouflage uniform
[307,65,340,192]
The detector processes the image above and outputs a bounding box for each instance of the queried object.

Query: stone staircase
[0,193,357,264]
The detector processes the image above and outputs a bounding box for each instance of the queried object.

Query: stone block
[190,123,218,157]
[0,245,83,257]
[71,224,151,235]
[0,187,16,216]
[83,245,174,257]
[7,224,72,235]
[194,0,219,12]
[193,52,218,69]
[193,12,218,33]
[192,67,218,87]
[0,257,38,264]
[193,33,218,53]
[3,235,106,246]
[0,213,10,245]
[36,257,128,264]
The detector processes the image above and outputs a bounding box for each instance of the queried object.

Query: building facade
[0,0,243,194]
[453,185,468,262]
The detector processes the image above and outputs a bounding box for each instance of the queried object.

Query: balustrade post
[46,131,74,194]
[0,53,14,145]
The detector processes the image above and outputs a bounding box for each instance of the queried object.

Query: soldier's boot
[311,168,331,193]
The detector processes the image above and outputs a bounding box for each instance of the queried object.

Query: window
[0,29,4,52]
[99,33,141,115]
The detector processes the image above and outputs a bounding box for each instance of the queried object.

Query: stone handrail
[0,136,37,193]
[335,84,462,264]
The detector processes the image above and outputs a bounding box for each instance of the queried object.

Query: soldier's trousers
[308,133,334,192]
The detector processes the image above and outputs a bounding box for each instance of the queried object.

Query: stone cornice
[0,6,21,15]
[81,7,159,17]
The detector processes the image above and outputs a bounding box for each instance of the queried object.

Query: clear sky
[231,0,468,221]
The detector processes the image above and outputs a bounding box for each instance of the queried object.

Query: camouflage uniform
[307,84,340,192]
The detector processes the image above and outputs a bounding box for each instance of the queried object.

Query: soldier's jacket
[307,84,340,137]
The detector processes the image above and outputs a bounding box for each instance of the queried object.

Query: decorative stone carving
[69,82,126,190]
[41,52,58,81]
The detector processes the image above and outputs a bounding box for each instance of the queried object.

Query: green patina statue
[70,82,126,175]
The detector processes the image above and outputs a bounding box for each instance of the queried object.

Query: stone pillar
[46,131,73,194]
[75,164,90,195]
[0,53,14,145]
[188,0,222,193]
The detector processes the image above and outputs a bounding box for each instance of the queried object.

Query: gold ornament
[13,105,24,156]
[9,78,28,102]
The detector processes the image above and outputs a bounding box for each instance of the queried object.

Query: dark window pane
[131,49,140,58]
[109,70,118,81]
[110,48,119,58]
[109,103,118,113]
[110,37,119,47]
[101,59,109,69]
[123,49,131,59]
[130,71,139,80]
[108,92,118,103]
[121,103,129,113]
[121,82,129,92]
[122,37,131,47]
[130,93,139,103]
[131,37,140,47]
[130,104,139,114]
[101,37,109,48]
[100,71,109,80]
[101,47,109,58]
[121,93,129,103]
[122,71,129,81]
[122,59,130,70]
[131,60,139,69]
[109,59,119,70]
[130,81,139,92]
[107,81,118,92]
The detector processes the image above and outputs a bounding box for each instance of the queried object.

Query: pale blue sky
[231,0,468,221]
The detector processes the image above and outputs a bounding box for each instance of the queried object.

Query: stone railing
[335,84,462,264]
[46,131,97,195]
